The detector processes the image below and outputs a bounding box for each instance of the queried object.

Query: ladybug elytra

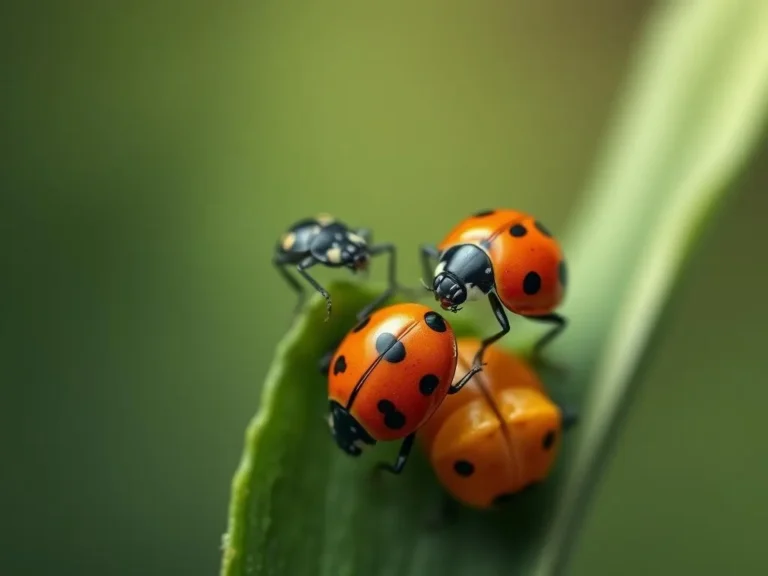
[418,338,576,509]
[323,303,481,474]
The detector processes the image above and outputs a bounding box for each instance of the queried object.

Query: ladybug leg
[556,404,578,431]
[354,227,372,243]
[374,432,416,475]
[319,339,343,375]
[419,244,440,290]
[354,228,372,280]
[525,313,567,361]
[318,349,334,375]
[470,291,511,368]
[296,256,333,321]
[448,362,484,394]
[273,255,307,315]
[356,243,399,320]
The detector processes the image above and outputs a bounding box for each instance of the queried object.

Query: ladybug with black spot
[420,209,568,367]
[418,338,576,510]
[322,303,482,474]
[273,213,399,321]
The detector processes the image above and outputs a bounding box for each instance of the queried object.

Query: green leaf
[534,1,768,573]
[220,282,480,576]
[221,1,768,574]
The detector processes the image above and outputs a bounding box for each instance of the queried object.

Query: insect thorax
[312,224,368,266]
[437,244,495,298]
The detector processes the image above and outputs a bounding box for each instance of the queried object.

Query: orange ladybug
[324,303,481,474]
[420,209,567,369]
[418,338,574,509]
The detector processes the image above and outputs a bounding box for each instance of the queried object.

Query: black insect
[273,213,399,321]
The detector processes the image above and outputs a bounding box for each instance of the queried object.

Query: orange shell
[328,303,458,442]
[418,338,562,509]
[437,210,566,315]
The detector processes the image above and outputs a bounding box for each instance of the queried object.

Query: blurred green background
[3,1,768,574]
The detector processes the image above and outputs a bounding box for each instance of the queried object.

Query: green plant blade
[221,0,768,574]
[220,282,481,576]
[534,0,768,573]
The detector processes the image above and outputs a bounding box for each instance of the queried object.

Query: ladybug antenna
[420,278,434,293]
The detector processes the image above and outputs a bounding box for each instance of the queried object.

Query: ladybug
[420,209,567,367]
[323,302,482,474]
[273,213,399,321]
[417,338,576,509]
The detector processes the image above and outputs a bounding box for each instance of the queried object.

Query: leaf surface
[536,1,768,572]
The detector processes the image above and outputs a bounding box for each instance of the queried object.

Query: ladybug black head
[328,401,375,457]
[430,244,493,311]
[433,270,467,313]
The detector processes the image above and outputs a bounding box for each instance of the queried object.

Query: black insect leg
[470,291,511,369]
[419,244,440,290]
[356,243,398,321]
[375,432,416,475]
[353,228,373,280]
[297,255,333,321]
[448,362,484,395]
[354,227,372,243]
[319,338,344,376]
[318,350,334,375]
[557,404,578,431]
[493,482,542,509]
[524,313,567,363]
[273,256,307,315]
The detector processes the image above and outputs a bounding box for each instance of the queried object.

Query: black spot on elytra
[473,209,495,217]
[543,430,556,450]
[384,411,406,429]
[523,271,541,295]
[333,355,347,375]
[535,221,552,237]
[377,399,394,412]
[375,332,406,363]
[453,460,475,477]
[559,261,568,287]
[352,316,371,332]
[419,374,439,395]
[424,311,447,332]
[375,332,396,353]
[377,399,406,430]
[509,224,527,237]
